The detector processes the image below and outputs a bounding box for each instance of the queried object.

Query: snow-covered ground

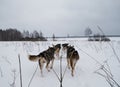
[0,37,120,87]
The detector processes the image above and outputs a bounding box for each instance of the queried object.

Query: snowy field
[0,37,120,87]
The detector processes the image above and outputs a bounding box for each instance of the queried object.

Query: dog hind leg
[70,59,76,77]
[50,59,54,69]
[71,59,77,76]
[67,58,70,69]
[38,59,44,76]
[46,61,50,72]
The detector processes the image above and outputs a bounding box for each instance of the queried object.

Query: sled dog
[53,44,61,58]
[62,43,79,76]
[29,44,61,76]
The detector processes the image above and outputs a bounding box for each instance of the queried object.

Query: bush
[88,35,110,42]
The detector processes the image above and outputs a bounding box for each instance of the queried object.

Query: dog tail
[28,55,40,62]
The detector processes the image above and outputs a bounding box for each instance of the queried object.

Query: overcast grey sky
[0,0,120,37]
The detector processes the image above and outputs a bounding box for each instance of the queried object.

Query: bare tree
[52,33,55,41]
[84,27,92,36]
[22,30,30,38]
[33,30,39,38]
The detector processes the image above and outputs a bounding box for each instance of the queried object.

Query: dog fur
[62,43,79,76]
[53,44,61,58]
[29,44,61,76]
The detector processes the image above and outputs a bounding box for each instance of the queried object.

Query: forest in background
[0,28,47,41]
[0,27,118,41]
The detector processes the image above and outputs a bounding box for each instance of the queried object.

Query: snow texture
[0,37,120,87]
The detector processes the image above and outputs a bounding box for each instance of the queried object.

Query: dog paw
[48,70,50,72]
[71,73,74,77]
[68,67,70,69]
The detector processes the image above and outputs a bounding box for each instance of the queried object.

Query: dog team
[29,43,79,77]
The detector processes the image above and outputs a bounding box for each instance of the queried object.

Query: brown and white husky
[62,43,79,76]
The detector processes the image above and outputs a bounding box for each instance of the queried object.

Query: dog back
[67,46,75,58]
[70,50,79,60]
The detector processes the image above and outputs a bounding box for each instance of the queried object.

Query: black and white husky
[29,44,61,76]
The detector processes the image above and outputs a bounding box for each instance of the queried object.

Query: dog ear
[62,43,68,47]
[65,43,69,46]
[71,45,74,47]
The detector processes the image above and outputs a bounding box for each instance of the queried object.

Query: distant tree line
[0,28,47,41]
[84,27,110,41]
